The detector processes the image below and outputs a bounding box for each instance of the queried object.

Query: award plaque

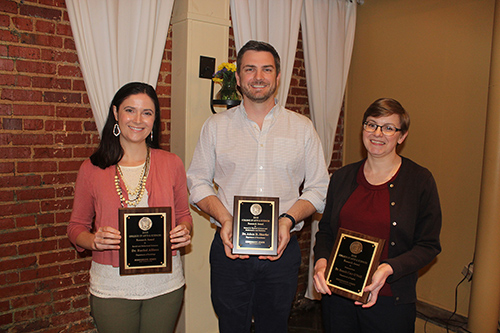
[118,207,172,275]
[232,196,279,255]
[325,228,385,303]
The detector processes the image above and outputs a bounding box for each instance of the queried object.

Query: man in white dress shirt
[187,40,329,333]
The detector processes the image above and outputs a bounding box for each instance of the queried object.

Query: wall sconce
[199,55,241,114]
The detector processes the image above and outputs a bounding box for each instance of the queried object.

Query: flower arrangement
[212,62,240,101]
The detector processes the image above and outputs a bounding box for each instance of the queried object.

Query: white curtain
[230,0,303,105]
[302,0,357,300]
[66,0,173,135]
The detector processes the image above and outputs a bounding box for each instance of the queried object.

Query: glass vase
[215,77,240,101]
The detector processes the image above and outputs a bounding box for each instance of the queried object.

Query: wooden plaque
[118,207,172,275]
[232,196,279,256]
[325,228,385,303]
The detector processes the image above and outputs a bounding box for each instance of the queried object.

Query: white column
[170,0,230,332]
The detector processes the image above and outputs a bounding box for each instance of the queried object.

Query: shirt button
[392,221,397,226]
[260,144,264,147]
[391,242,396,246]
[391,202,395,206]
[259,166,263,170]
[259,188,263,192]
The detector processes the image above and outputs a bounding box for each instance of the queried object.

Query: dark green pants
[90,286,184,333]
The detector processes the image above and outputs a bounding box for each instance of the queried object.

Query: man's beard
[240,80,277,103]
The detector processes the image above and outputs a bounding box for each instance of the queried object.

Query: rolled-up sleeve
[298,123,329,213]
[186,118,218,205]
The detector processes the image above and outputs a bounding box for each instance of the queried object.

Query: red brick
[59,161,82,173]
[11,319,51,333]
[32,76,72,89]
[2,118,22,130]
[34,304,53,318]
[18,239,58,256]
[0,147,32,159]
[0,58,14,71]
[41,198,72,212]
[11,133,53,145]
[11,292,51,308]
[0,190,14,202]
[20,264,60,281]
[0,245,16,257]
[73,79,86,91]
[56,23,72,36]
[45,119,64,131]
[35,20,55,34]
[0,228,40,246]
[64,37,76,50]
[0,30,18,43]
[17,161,57,173]
[33,147,71,159]
[12,17,33,31]
[0,104,13,115]
[57,65,82,77]
[2,88,43,102]
[0,133,13,145]
[23,118,44,130]
[13,104,55,116]
[64,120,82,132]
[20,4,62,21]
[0,162,14,173]
[0,257,37,275]
[36,213,55,225]
[41,172,76,185]
[0,300,9,312]
[0,201,40,217]
[41,48,78,63]
[0,0,17,14]
[56,106,93,118]
[59,261,91,275]
[0,217,15,230]
[44,91,81,103]
[41,224,68,238]
[54,133,87,145]
[50,309,88,326]
[0,175,41,188]
[39,250,75,265]
[14,308,34,322]
[0,312,13,326]
[83,121,97,132]
[17,187,55,201]
[15,215,36,228]
[16,60,57,75]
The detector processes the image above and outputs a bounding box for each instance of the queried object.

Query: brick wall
[0,2,343,331]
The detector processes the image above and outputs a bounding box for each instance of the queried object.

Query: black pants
[321,293,416,333]
[210,232,301,333]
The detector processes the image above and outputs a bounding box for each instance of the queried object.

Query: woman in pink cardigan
[67,82,192,333]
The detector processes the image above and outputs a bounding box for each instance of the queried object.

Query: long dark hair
[90,82,161,169]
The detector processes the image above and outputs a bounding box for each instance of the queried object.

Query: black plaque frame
[325,228,385,303]
[119,207,172,275]
[232,196,279,256]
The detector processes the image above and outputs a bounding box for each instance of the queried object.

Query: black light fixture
[199,55,241,114]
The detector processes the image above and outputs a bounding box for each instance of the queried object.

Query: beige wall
[344,0,495,317]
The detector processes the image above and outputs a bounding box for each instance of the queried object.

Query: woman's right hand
[92,226,121,251]
[313,258,332,295]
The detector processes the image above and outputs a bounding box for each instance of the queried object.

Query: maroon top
[339,161,399,297]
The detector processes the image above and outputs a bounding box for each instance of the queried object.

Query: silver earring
[150,131,153,141]
[113,123,121,137]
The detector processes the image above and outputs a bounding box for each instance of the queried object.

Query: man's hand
[220,219,249,260]
[258,216,292,261]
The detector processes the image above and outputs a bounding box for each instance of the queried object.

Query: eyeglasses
[363,121,402,136]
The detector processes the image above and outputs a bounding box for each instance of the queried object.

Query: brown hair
[362,98,410,133]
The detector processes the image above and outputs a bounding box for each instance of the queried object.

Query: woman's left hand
[355,263,393,308]
[170,224,191,249]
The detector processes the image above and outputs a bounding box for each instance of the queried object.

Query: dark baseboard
[416,300,470,332]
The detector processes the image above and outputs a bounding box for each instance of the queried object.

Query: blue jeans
[210,232,301,333]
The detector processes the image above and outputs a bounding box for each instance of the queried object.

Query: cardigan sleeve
[67,160,96,252]
[172,154,193,228]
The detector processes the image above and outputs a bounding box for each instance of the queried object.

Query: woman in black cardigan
[313,98,441,333]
